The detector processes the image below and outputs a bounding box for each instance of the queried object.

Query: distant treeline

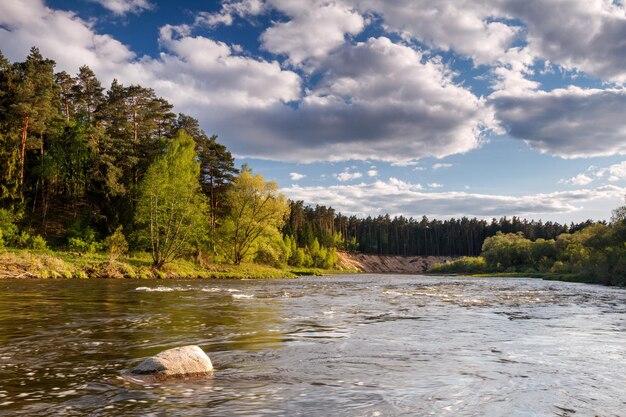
[285,201,597,257]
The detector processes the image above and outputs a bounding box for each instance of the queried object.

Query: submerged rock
[130,345,213,379]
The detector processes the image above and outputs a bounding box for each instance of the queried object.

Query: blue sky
[2,0,626,223]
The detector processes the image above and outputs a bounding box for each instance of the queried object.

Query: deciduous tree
[136,130,208,267]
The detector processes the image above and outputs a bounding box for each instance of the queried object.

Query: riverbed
[0,275,624,416]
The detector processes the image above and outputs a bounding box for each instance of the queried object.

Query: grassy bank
[0,249,349,280]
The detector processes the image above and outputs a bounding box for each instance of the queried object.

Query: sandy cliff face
[337,251,453,274]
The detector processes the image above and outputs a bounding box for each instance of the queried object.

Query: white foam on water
[135,286,190,292]
[232,293,254,299]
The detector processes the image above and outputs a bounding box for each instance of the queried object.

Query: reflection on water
[0,275,625,416]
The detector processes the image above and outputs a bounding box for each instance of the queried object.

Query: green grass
[0,248,349,279]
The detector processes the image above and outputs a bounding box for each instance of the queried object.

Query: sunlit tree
[136,130,208,267]
[219,167,289,265]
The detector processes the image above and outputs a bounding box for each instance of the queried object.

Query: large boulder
[130,345,213,380]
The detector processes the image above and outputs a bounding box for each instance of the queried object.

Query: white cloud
[0,0,135,76]
[432,163,453,170]
[335,171,363,182]
[289,172,306,181]
[597,161,626,182]
[222,37,491,162]
[504,0,626,83]
[195,0,266,27]
[92,0,153,15]
[149,26,301,109]
[492,87,626,158]
[355,0,519,65]
[428,182,444,188]
[261,2,364,66]
[351,0,626,83]
[367,169,378,177]
[283,179,626,218]
[559,173,593,186]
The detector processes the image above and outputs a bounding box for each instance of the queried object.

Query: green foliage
[254,231,290,268]
[68,237,102,253]
[0,208,18,246]
[136,130,209,267]
[104,226,128,260]
[29,234,48,250]
[65,220,102,253]
[16,231,31,248]
[219,169,289,265]
[482,232,533,270]
[446,215,626,286]
[432,256,487,274]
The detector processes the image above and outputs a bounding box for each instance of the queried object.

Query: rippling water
[0,275,624,416]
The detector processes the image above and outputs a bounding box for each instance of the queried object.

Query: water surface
[0,275,624,416]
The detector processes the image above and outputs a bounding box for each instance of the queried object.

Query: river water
[0,275,624,416]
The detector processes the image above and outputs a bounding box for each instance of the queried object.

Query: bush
[0,209,19,246]
[68,237,102,253]
[104,226,128,260]
[432,256,486,274]
[66,221,102,253]
[16,231,31,248]
[29,234,48,250]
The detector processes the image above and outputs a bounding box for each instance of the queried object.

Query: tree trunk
[20,115,29,187]
[40,131,48,235]
[64,96,70,123]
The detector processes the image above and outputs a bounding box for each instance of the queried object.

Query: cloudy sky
[1,0,626,222]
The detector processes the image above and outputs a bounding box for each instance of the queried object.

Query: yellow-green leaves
[136,130,209,267]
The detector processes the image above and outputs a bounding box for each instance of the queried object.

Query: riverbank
[468,272,600,285]
[337,251,453,273]
[0,249,353,279]
[430,255,625,287]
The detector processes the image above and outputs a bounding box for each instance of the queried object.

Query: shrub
[29,234,48,250]
[432,256,486,274]
[16,231,31,248]
[104,226,128,260]
[65,221,102,252]
[68,237,102,253]
[0,209,19,246]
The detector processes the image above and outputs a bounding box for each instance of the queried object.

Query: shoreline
[3,250,620,287]
[427,271,618,286]
[0,249,354,280]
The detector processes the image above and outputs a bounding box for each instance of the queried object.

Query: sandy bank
[337,251,454,274]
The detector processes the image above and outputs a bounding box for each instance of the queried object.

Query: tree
[219,168,289,264]
[611,196,626,224]
[135,130,208,267]
[0,52,20,207]
[55,71,75,123]
[175,114,238,250]
[72,65,103,126]
[12,47,59,189]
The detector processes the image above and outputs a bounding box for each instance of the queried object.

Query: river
[0,275,624,416]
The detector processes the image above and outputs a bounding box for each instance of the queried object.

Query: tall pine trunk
[20,115,29,187]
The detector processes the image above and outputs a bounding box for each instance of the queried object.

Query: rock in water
[130,345,213,379]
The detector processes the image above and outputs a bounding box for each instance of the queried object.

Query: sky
[1,0,626,223]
